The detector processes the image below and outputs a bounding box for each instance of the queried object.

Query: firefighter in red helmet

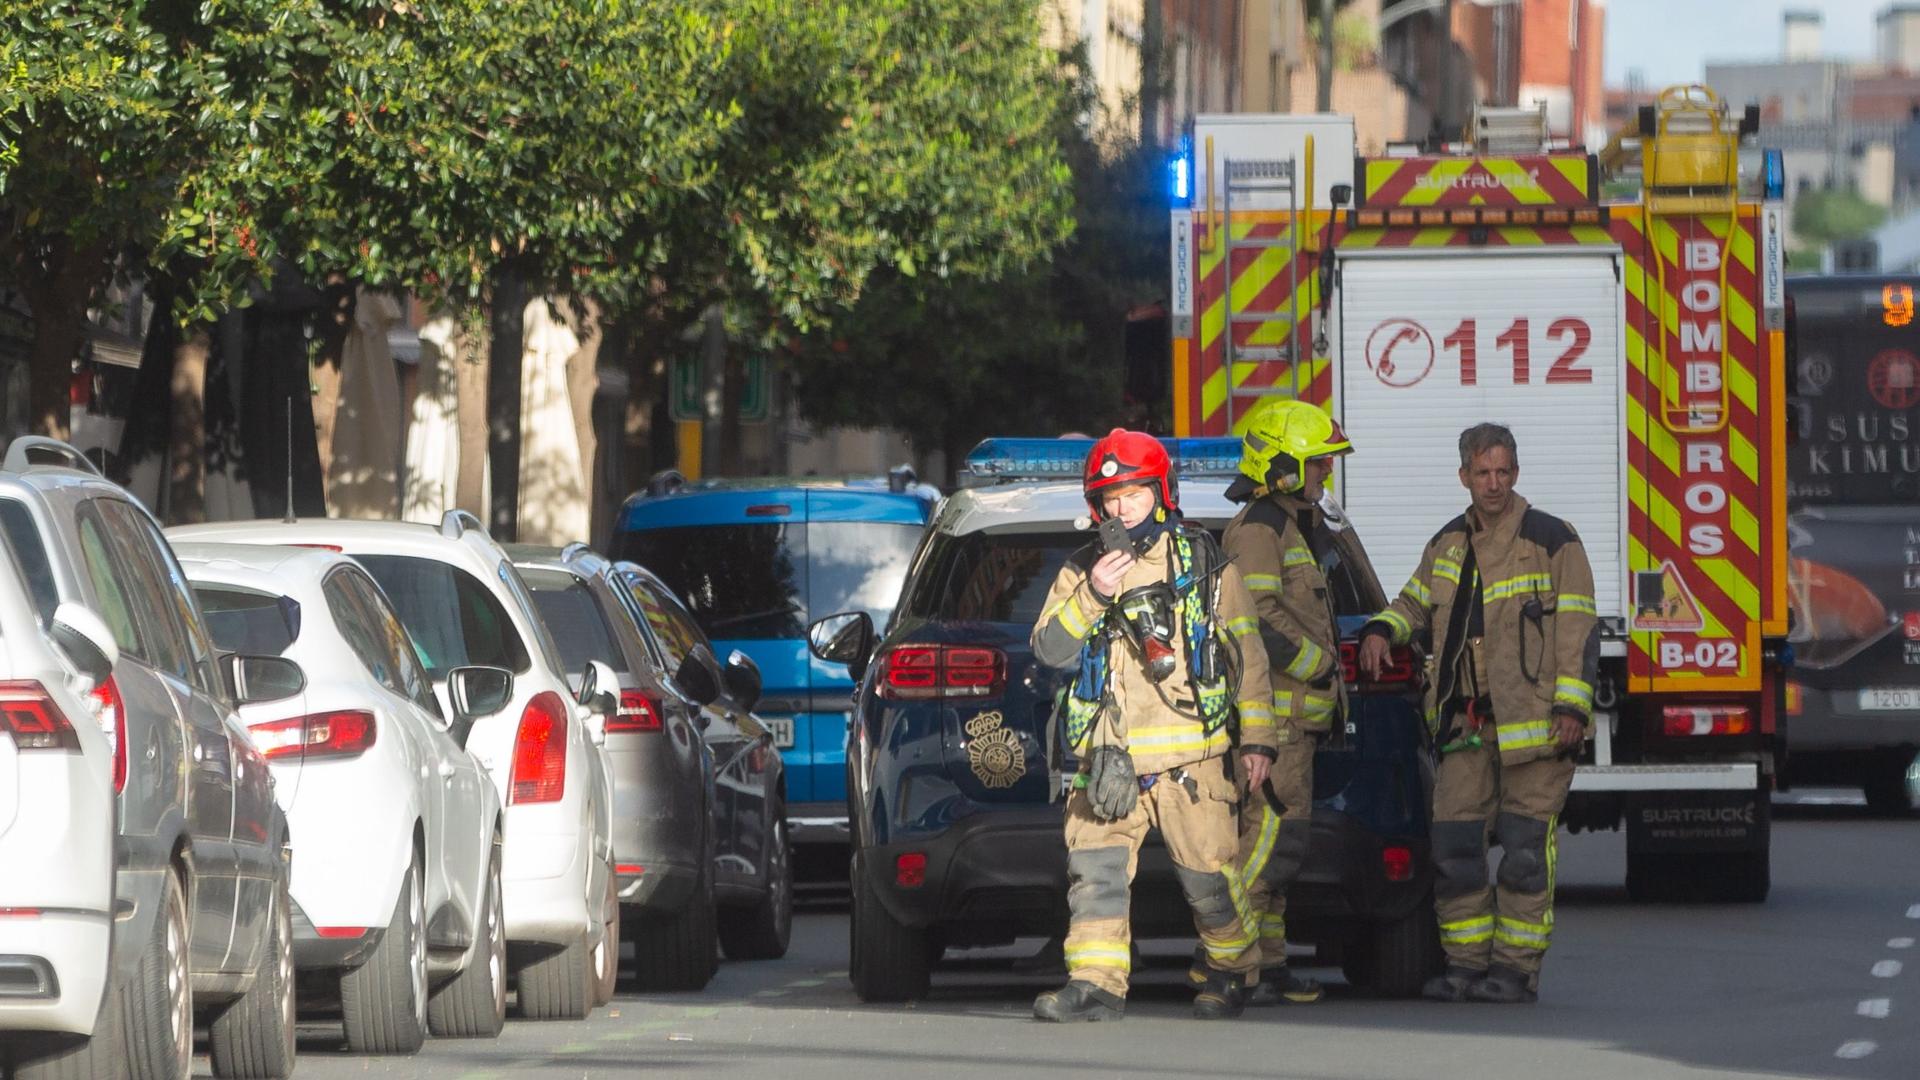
[1029,429,1276,1021]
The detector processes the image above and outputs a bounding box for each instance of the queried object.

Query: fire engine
[1168,87,1789,901]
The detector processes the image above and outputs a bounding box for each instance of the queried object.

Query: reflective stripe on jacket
[1364,495,1600,766]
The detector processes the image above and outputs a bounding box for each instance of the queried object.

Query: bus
[1784,275,1920,814]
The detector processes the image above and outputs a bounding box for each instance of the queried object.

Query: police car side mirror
[809,611,876,681]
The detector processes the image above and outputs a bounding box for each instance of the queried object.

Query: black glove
[1085,745,1139,822]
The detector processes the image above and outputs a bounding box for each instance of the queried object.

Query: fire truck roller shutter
[1334,250,1626,622]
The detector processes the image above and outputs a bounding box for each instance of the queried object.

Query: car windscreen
[353,554,531,678]
[615,523,805,640]
[193,585,300,656]
[521,568,628,676]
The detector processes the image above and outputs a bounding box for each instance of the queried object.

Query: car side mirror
[722,650,762,711]
[49,602,118,688]
[673,649,722,708]
[577,659,617,744]
[222,654,306,706]
[808,611,875,681]
[449,665,515,726]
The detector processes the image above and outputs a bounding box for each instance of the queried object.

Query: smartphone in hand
[1097,516,1132,556]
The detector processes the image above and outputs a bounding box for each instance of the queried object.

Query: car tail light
[878,645,1006,700]
[290,543,344,552]
[90,677,126,792]
[1338,640,1419,688]
[510,692,569,804]
[313,926,366,939]
[1381,844,1414,883]
[615,863,646,876]
[248,710,377,761]
[608,689,663,733]
[1661,706,1752,737]
[0,681,79,751]
[0,908,43,918]
[895,852,927,888]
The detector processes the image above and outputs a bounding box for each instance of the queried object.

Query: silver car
[0,438,296,1079]
[509,546,792,990]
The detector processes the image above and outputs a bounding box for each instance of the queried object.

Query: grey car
[509,545,792,989]
[0,438,296,1080]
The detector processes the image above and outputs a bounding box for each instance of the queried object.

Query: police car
[808,437,1442,1002]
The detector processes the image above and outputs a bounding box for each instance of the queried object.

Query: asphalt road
[239,793,1919,1080]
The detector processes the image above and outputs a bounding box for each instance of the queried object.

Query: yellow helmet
[1238,399,1353,493]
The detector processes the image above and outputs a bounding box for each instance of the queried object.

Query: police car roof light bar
[961,437,1243,487]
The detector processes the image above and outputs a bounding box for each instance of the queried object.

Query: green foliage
[788,42,1157,464]
[1791,188,1887,248]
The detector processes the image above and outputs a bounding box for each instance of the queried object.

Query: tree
[1791,188,1887,248]
[788,43,1160,474]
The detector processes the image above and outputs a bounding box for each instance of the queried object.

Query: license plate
[1859,688,1920,711]
[766,717,795,749]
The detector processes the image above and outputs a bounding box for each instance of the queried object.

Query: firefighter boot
[1191,966,1248,1020]
[1245,965,1325,1005]
[1466,965,1537,1004]
[1421,964,1487,1003]
[1033,981,1125,1022]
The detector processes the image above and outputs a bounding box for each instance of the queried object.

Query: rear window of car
[522,568,628,676]
[0,499,57,622]
[353,554,531,678]
[194,586,300,656]
[614,521,922,640]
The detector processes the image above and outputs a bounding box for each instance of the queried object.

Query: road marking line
[1835,1040,1878,1060]
[754,989,789,998]
[1858,999,1891,1019]
[1872,960,1903,978]
[1892,938,1915,950]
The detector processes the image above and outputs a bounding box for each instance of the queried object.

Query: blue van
[610,471,936,882]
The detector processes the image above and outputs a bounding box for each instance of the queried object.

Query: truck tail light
[1660,706,1753,737]
[90,677,126,792]
[510,692,569,804]
[878,645,1006,700]
[1338,641,1419,689]
[248,710,377,761]
[0,681,80,751]
[608,689,663,733]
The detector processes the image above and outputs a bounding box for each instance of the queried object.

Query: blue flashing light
[1762,149,1785,201]
[961,436,1242,488]
[1168,136,1193,205]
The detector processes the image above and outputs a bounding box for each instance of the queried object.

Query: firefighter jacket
[1033,528,1275,774]
[1221,489,1342,742]
[1362,495,1600,767]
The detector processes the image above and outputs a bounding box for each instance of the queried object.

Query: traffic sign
[669,354,704,422]
[740,355,769,423]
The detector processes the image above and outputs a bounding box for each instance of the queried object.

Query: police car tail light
[0,681,81,752]
[510,692,570,804]
[879,645,1006,700]
[1660,705,1752,737]
[1337,642,1419,689]
[609,689,663,733]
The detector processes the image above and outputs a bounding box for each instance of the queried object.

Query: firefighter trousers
[1234,739,1314,970]
[1430,738,1575,988]
[1063,759,1258,997]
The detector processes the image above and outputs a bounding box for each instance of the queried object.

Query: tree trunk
[25,307,86,441]
[454,312,492,520]
[563,299,608,544]
[1315,0,1335,113]
[716,341,743,477]
[167,330,211,525]
[486,264,527,541]
[307,283,356,514]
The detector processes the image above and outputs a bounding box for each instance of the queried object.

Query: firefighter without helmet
[1237,399,1353,494]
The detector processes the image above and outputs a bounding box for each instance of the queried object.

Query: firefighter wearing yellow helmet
[1195,398,1355,1004]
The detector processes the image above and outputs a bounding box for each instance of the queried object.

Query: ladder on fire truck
[1218,154,1304,432]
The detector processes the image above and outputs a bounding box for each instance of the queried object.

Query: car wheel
[1864,756,1919,817]
[11,969,126,1080]
[1342,900,1442,998]
[627,859,718,992]
[849,851,929,1003]
[513,859,596,1023]
[718,816,793,961]
[341,856,429,1054]
[122,870,192,1080]
[592,865,620,1006]
[208,875,296,1078]
[428,842,507,1038]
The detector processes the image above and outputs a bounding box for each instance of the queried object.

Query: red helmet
[1083,429,1176,517]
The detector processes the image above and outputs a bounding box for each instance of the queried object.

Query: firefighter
[1030,429,1275,1022]
[1357,423,1598,1004]
[1195,398,1356,1005]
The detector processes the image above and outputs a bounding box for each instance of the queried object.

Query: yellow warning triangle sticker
[1469,193,1486,205]
[1632,559,1705,632]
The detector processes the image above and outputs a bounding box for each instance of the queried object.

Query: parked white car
[170,512,619,1020]
[170,542,508,1050]
[0,549,120,1076]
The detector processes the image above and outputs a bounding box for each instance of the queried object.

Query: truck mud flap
[1626,789,1769,853]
